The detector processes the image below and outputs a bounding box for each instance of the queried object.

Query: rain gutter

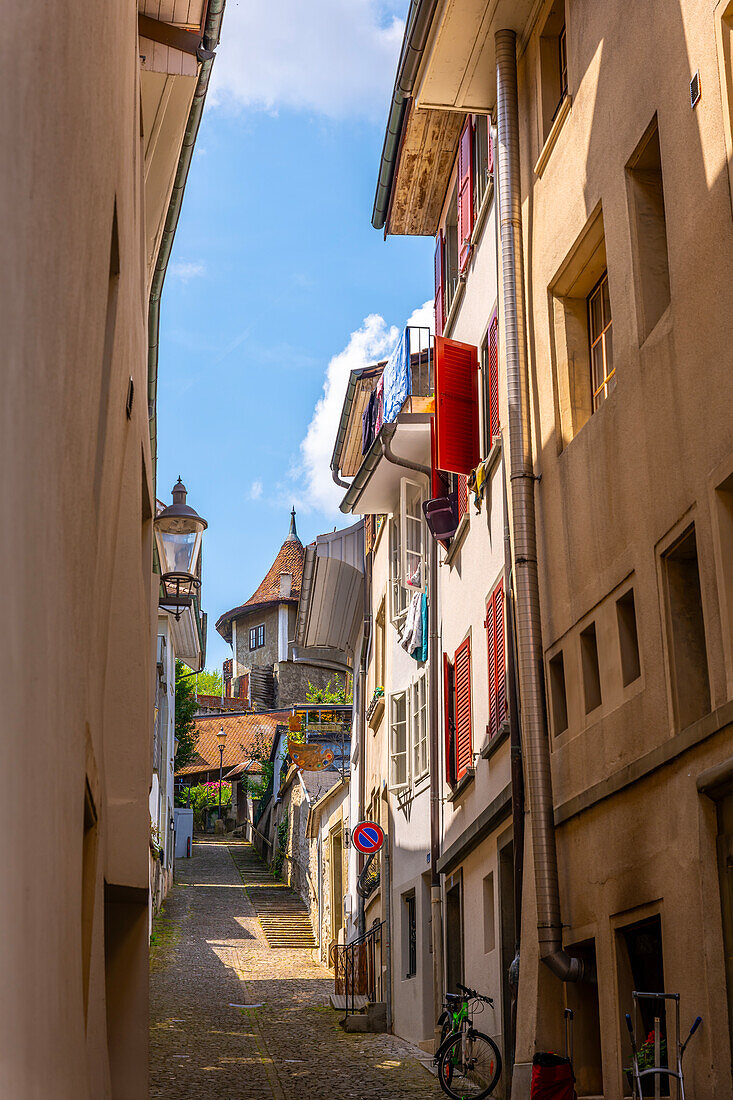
[147,0,226,472]
[372,0,440,231]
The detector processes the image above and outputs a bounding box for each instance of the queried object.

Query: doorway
[330,828,344,949]
[445,878,463,994]
[498,840,516,1082]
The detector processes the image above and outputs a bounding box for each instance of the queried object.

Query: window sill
[481,722,509,761]
[534,94,572,178]
[447,768,475,803]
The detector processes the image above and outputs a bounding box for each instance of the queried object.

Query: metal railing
[407,326,433,398]
[338,920,385,1021]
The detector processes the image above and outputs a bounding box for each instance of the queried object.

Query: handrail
[342,920,385,1022]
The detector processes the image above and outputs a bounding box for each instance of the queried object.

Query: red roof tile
[176,711,288,776]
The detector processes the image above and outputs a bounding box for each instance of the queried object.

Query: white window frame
[399,478,426,594]
[389,691,409,791]
[411,673,428,780]
[389,516,410,625]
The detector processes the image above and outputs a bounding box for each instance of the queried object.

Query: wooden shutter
[485,580,506,739]
[488,312,499,443]
[434,231,445,338]
[443,654,456,787]
[457,118,474,272]
[454,637,472,779]
[435,336,480,475]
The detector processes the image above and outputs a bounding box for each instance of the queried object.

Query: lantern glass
[217,728,227,750]
[154,521,203,580]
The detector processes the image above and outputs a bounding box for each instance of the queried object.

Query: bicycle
[434,982,502,1099]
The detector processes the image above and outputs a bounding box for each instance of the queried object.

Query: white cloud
[294,300,433,516]
[211,0,404,119]
[249,480,263,500]
[170,260,207,282]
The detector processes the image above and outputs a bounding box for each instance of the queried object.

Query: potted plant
[626,1032,668,1097]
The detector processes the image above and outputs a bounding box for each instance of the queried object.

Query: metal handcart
[624,991,701,1099]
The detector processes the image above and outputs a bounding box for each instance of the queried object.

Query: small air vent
[690,70,701,109]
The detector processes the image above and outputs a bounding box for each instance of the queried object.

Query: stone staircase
[229,844,317,950]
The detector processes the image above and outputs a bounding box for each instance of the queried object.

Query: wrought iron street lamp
[217,725,227,820]
[154,477,207,621]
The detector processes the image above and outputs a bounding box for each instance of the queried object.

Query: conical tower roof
[215,510,305,643]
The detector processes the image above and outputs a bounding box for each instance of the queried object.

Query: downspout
[332,466,351,491]
[379,424,444,1029]
[356,544,372,940]
[147,0,226,472]
[495,29,583,983]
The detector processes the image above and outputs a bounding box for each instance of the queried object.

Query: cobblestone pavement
[150,840,443,1099]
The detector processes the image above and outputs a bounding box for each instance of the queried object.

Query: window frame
[411,673,428,780]
[399,478,426,594]
[588,271,615,409]
[389,516,410,625]
[389,691,409,791]
[249,623,266,651]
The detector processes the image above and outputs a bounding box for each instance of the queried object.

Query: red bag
[530,1056,577,1100]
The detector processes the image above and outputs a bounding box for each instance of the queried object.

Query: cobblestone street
[150,841,443,1098]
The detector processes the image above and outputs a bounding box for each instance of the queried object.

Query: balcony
[332,327,434,516]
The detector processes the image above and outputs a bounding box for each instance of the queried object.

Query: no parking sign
[352,820,385,854]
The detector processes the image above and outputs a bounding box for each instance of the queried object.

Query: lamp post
[154,477,207,621]
[217,725,227,820]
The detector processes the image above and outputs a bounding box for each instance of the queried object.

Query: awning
[295,521,365,665]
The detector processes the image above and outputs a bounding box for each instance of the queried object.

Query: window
[391,677,428,789]
[485,580,507,740]
[588,272,615,409]
[481,312,499,453]
[403,891,417,978]
[389,517,409,623]
[444,185,459,318]
[580,621,602,714]
[714,472,733,687]
[661,525,710,729]
[412,674,428,778]
[549,205,611,444]
[457,118,473,272]
[249,624,265,650]
[473,115,493,217]
[375,598,386,692]
[616,588,641,687]
[400,478,426,592]
[548,650,569,735]
[483,873,496,953]
[626,118,671,343]
[389,692,408,790]
[616,915,666,1071]
[444,655,456,787]
[539,1,568,141]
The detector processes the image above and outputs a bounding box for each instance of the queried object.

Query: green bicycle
[434,982,502,1099]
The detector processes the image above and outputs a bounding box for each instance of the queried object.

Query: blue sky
[156,0,432,674]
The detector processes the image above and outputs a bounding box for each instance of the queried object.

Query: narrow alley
[149,841,443,1099]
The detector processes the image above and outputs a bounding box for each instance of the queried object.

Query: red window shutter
[457,118,474,272]
[488,312,499,443]
[454,637,472,778]
[435,336,480,475]
[443,654,456,787]
[458,475,469,522]
[485,580,506,739]
[434,231,445,338]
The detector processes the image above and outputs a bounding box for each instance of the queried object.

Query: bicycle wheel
[437,1015,455,1094]
[438,1030,502,1099]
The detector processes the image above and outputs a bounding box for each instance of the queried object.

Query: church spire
[286,506,299,542]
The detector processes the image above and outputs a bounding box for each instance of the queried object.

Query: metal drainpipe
[332,466,351,491]
[495,29,583,983]
[356,547,372,940]
[379,425,444,1030]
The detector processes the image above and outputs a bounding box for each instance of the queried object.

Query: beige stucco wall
[0,3,200,1095]
[509,1,733,1096]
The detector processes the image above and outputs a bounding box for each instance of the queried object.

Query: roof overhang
[331,365,384,479]
[340,417,431,515]
[377,0,536,235]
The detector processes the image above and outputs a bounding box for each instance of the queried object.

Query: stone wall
[275,661,348,708]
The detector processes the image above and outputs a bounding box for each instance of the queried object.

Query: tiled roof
[215,513,305,643]
[176,711,289,776]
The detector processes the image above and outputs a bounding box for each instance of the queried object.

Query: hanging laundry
[382,328,411,424]
[399,591,421,654]
[407,561,422,588]
[468,459,489,512]
[374,371,385,436]
[361,389,377,454]
[411,594,428,663]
